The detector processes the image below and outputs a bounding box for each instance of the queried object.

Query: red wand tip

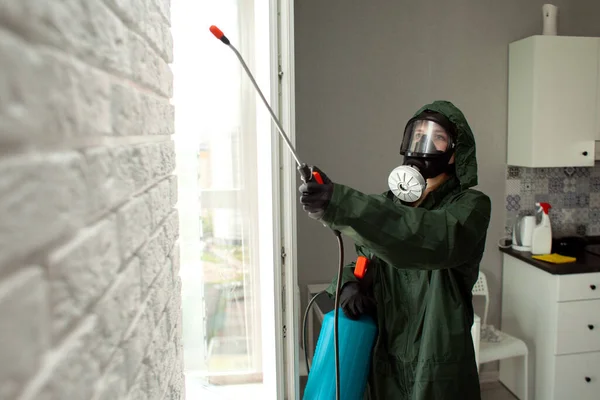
[210,25,223,39]
[210,25,230,45]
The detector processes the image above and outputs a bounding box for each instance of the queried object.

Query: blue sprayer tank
[303,308,378,400]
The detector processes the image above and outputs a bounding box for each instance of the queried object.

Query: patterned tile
[507,167,521,179]
[534,168,553,179]
[577,178,590,194]
[550,208,564,224]
[563,193,578,208]
[505,165,600,235]
[506,210,519,222]
[505,212,519,235]
[535,193,550,205]
[520,179,534,194]
[574,208,590,224]
[532,178,549,194]
[560,224,578,236]
[563,167,576,177]
[550,209,576,235]
[506,179,521,195]
[518,208,535,217]
[590,177,600,193]
[520,193,535,210]
[548,193,564,210]
[573,167,591,178]
[506,195,521,211]
[588,224,600,236]
[590,193,600,208]
[548,178,564,194]
[590,208,600,224]
[521,168,535,179]
[563,178,577,193]
[560,209,575,224]
[577,193,590,208]
[553,221,566,236]
[552,209,587,237]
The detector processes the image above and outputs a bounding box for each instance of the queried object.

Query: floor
[481,381,519,400]
[186,379,518,400]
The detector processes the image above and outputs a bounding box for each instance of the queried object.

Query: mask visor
[400,120,452,157]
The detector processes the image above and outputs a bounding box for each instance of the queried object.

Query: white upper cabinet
[597,42,600,142]
[507,35,600,167]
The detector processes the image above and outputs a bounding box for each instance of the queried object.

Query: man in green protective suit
[299,100,491,399]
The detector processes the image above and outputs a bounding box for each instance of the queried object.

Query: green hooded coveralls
[322,101,491,399]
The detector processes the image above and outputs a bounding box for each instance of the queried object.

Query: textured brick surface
[91,348,127,400]
[139,228,169,295]
[117,194,153,260]
[111,85,174,137]
[0,0,131,76]
[84,147,130,216]
[111,140,176,197]
[146,268,171,327]
[48,216,120,341]
[0,153,88,273]
[170,242,181,284]
[0,268,49,400]
[168,175,178,206]
[122,302,155,388]
[0,30,76,148]
[92,257,141,370]
[149,178,172,228]
[0,0,182,398]
[20,317,102,400]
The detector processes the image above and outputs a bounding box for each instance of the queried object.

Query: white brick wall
[0,0,183,399]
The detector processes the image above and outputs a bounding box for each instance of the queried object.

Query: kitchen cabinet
[597,44,600,142]
[500,254,600,400]
[507,35,600,167]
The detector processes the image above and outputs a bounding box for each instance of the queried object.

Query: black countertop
[499,246,600,275]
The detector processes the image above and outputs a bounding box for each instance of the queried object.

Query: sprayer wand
[210,25,343,400]
[209,26,320,184]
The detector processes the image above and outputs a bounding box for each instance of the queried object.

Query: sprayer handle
[298,163,325,184]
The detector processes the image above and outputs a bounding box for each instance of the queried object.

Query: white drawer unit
[557,272,600,302]
[554,352,600,400]
[555,300,600,355]
[499,254,600,400]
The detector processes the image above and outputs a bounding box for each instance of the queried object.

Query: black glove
[339,281,377,320]
[298,166,334,220]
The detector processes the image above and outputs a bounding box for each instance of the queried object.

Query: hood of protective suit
[411,100,478,190]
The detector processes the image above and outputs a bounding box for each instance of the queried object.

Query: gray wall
[295,0,600,372]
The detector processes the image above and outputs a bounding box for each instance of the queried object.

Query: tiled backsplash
[505,165,600,237]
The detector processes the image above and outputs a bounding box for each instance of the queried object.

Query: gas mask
[388,111,456,203]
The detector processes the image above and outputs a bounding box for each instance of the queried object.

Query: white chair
[471,313,481,370]
[472,271,529,400]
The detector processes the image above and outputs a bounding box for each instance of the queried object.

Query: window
[171,1,291,398]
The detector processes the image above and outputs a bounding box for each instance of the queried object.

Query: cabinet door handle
[583,151,589,156]
[585,377,592,383]
[589,324,595,330]
[592,284,597,290]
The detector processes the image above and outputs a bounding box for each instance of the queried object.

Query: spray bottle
[531,202,552,255]
[303,257,378,400]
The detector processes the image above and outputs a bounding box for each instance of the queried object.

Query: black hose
[301,229,344,400]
